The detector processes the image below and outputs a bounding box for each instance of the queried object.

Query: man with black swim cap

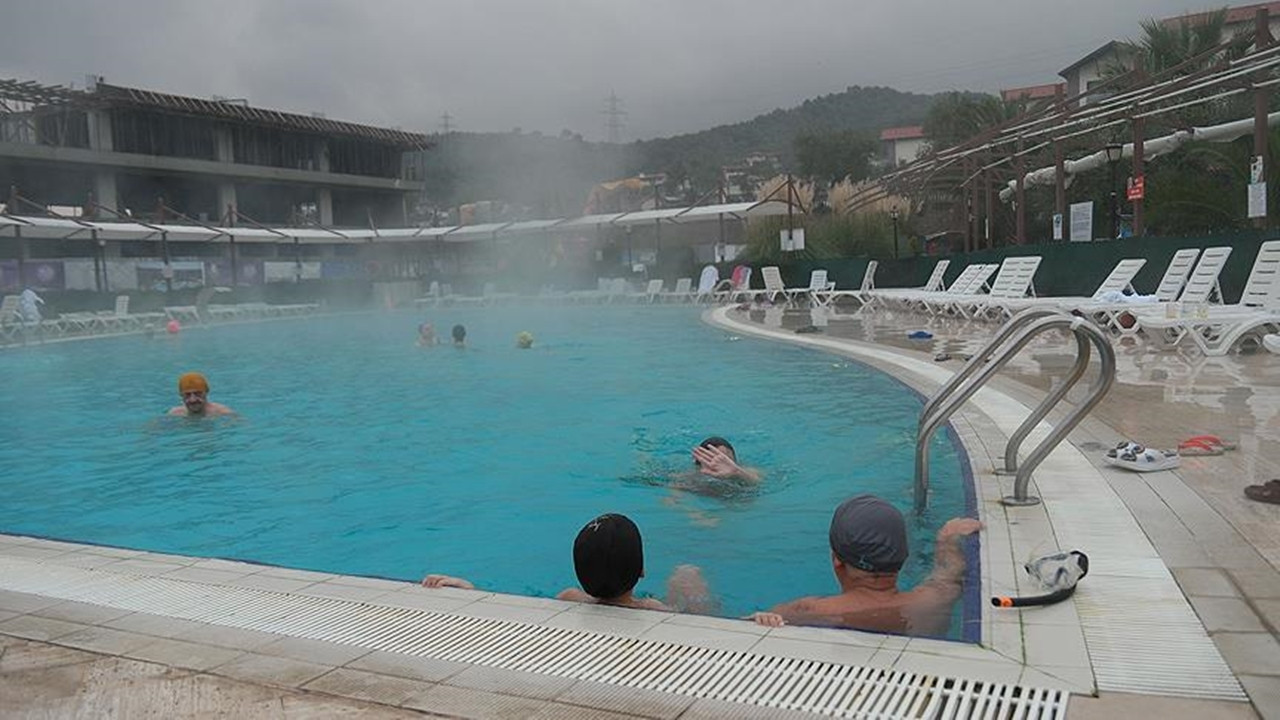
[690,436,761,484]
[422,513,713,613]
[749,494,980,636]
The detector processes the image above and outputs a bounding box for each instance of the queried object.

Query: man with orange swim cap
[168,372,235,417]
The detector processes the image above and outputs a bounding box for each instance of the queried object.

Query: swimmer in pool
[452,324,467,347]
[417,322,437,346]
[689,436,761,484]
[423,513,714,613]
[167,372,235,417]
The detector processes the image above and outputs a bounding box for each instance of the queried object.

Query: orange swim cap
[178,372,209,394]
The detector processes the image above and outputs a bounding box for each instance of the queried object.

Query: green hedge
[736,231,1280,304]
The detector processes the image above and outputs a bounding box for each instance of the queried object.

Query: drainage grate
[0,557,1068,718]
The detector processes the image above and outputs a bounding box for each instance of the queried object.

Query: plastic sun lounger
[694,266,720,304]
[659,277,693,303]
[830,261,878,305]
[631,278,664,303]
[868,259,951,307]
[1126,246,1233,347]
[802,269,838,307]
[760,266,789,304]
[1137,241,1280,355]
[888,263,983,311]
[920,264,1000,315]
[997,258,1147,316]
[1050,248,1201,335]
[957,256,1042,320]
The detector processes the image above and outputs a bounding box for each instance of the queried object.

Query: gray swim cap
[828,495,909,573]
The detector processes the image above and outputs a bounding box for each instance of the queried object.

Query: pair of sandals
[1104,441,1180,472]
[1245,479,1280,504]
[1177,435,1238,456]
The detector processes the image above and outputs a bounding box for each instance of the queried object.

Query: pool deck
[0,303,1277,718]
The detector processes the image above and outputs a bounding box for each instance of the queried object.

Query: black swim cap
[699,436,734,454]
[828,495,909,574]
[452,324,466,341]
[573,513,643,600]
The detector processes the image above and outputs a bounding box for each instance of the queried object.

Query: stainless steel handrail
[998,330,1090,475]
[913,312,1116,512]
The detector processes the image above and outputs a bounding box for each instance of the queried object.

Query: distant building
[0,76,428,226]
[880,126,926,167]
[1058,41,1139,107]
[720,151,779,202]
[1162,1,1280,35]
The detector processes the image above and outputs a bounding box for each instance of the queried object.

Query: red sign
[1127,175,1145,201]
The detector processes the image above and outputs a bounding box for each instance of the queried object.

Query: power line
[601,92,626,144]
[440,111,454,134]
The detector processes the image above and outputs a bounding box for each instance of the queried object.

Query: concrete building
[1000,82,1066,110]
[1057,41,1139,107]
[880,126,926,167]
[0,76,427,227]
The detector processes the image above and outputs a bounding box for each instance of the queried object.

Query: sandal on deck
[1245,480,1280,504]
[1106,440,1144,459]
[1178,435,1238,456]
[1104,445,1181,472]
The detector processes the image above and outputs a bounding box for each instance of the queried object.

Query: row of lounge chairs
[0,293,320,345]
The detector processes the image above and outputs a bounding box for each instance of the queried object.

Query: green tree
[922,92,1024,150]
[793,130,878,185]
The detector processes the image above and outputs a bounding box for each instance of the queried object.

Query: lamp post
[1103,143,1123,240]
[890,206,900,259]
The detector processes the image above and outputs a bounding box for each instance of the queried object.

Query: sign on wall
[1069,201,1094,242]
[780,228,805,252]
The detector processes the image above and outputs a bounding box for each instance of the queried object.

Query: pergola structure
[847,8,1280,250]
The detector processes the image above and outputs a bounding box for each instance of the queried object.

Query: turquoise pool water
[0,307,972,633]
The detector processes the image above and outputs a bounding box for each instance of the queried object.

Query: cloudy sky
[1,0,1217,140]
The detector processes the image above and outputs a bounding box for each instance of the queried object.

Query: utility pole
[439,112,454,135]
[602,92,626,144]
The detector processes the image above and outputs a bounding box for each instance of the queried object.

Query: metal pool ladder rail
[914,308,1116,512]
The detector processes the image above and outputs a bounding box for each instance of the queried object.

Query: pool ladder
[914,307,1116,513]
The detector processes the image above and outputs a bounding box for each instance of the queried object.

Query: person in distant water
[417,322,437,347]
[690,436,761,484]
[451,324,467,347]
[423,513,714,613]
[748,494,980,636]
[516,331,534,349]
[18,287,44,324]
[168,372,235,417]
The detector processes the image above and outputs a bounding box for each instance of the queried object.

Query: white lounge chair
[660,277,693,303]
[996,258,1147,316]
[959,256,1042,319]
[632,278,664,303]
[0,295,22,342]
[1137,242,1280,355]
[918,264,1001,315]
[1051,249,1200,335]
[1128,246,1233,346]
[868,259,951,308]
[887,263,979,312]
[694,266,720,303]
[801,269,837,307]
[760,266,789,304]
[716,266,757,303]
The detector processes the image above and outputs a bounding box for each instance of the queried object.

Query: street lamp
[1103,143,1124,240]
[890,206,900,259]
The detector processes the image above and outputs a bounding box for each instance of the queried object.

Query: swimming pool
[0,306,973,635]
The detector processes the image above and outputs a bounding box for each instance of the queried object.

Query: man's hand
[693,445,744,479]
[938,518,982,541]
[421,574,475,590]
[747,611,786,627]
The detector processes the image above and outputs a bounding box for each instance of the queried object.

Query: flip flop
[1244,480,1280,504]
[1178,435,1238,456]
[1104,446,1181,472]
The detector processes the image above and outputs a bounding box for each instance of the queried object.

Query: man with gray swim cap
[750,494,980,636]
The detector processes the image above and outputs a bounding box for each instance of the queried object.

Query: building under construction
[0,76,428,226]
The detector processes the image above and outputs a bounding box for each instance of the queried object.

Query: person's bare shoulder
[167,406,187,416]
[207,403,236,416]
[556,587,592,603]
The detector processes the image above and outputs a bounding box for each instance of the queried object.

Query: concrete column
[317,141,331,173]
[86,110,113,152]
[94,171,119,214]
[214,126,234,163]
[317,188,334,226]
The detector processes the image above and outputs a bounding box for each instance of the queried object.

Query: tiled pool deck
[0,303,1276,718]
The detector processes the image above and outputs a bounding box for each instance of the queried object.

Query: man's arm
[913,518,982,601]
[692,446,762,483]
[422,574,475,589]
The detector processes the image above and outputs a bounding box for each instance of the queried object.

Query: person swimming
[167,372,235,417]
[417,322,437,346]
[516,331,534,349]
[452,324,467,347]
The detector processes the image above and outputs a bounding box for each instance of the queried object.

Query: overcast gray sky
[1,0,1216,140]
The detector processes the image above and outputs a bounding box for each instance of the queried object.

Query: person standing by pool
[451,324,467,347]
[748,494,980,635]
[423,513,714,613]
[168,372,236,417]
